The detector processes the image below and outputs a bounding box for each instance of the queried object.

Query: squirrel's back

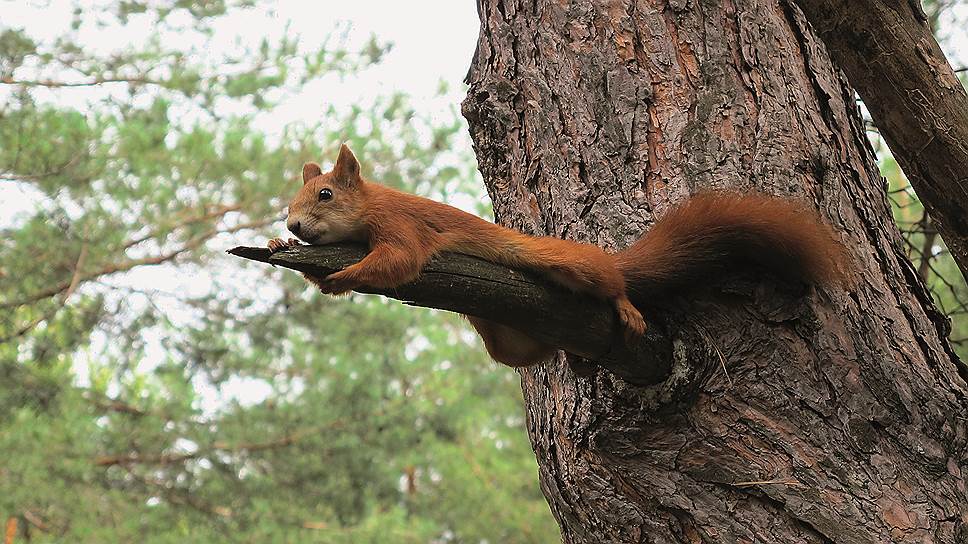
[616,193,852,301]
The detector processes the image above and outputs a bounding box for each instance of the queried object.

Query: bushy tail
[615,192,852,302]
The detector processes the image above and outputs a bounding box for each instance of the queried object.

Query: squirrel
[269,144,851,367]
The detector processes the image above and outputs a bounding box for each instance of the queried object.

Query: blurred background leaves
[872,0,968,356]
[0,1,556,542]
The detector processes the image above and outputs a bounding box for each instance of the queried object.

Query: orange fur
[273,145,851,368]
[465,316,557,367]
[616,192,853,303]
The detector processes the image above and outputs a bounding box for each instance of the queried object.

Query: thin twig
[0,244,88,343]
[2,217,274,310]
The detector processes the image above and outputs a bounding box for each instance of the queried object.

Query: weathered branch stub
[228,244,673,385]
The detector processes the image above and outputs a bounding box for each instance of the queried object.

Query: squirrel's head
[286,144,367,245]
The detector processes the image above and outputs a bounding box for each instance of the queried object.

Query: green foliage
[0,3,557,542]
[871,4,968,361]
[879,153,968,360]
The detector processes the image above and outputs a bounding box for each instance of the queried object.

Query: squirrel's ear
[333,143,361,187]
[302,162,322,184]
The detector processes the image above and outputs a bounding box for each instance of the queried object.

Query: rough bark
[462,0,968,542]
[792,0,968,282]
[228,244,674,384]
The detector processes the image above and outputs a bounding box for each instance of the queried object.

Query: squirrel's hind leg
[614,296,646,342]
[465,316,557,367]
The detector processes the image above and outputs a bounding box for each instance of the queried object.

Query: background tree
[0,2,559,541]
[793,0,968,280]
[872,0,968,359]
[462,0,967,542]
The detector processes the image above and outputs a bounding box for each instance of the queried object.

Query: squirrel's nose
[287,220,301,236]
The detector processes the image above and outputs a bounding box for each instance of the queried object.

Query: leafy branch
[1,214,276,312]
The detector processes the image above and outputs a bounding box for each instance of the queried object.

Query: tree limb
[228,244,674,385]
[0,75,161,88]
[791,0,968,281]
[1,217,274,310]
[0,244,87,343]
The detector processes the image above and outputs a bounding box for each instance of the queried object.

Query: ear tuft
[302,162,322,184]
[333,144,361,185]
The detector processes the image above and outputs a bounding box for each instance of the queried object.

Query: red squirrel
[269,144,850,367]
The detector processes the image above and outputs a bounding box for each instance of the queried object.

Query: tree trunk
[462,1,968,542]
[792,0,968,283]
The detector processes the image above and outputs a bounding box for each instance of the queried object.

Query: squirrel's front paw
[267,237,301,253]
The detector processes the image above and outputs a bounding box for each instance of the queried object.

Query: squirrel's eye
[318,188,333,202]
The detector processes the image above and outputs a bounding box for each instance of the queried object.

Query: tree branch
[1,217,274,310]
[791,0,968,282]
[94,417,357,468]
[228,244,674,385]
[0,75,161,88]
[916,212,938,281]
[94,431,307,467]
[0,244,87,343]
